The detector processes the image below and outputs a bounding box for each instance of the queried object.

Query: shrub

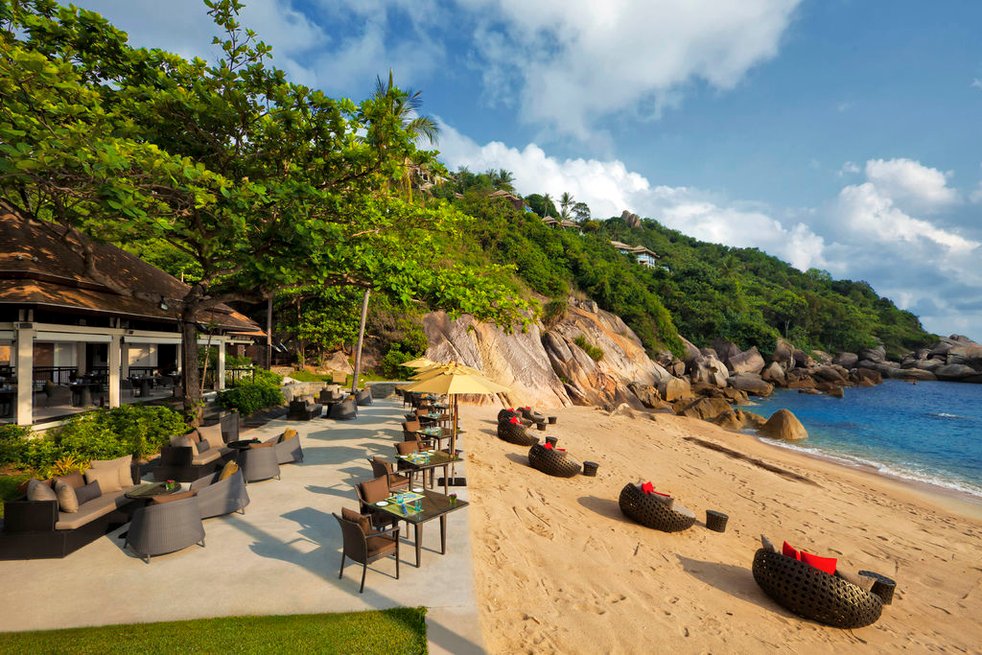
[574,334,605,361]
[53,405,189,463]
[0,424,33,467]
[217,378,284,416]
[379,346,415,379]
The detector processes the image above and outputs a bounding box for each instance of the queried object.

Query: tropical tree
[559,192,575,220]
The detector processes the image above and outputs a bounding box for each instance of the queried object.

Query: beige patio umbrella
[410,362,483,380]
[401,365,509,484]
[402,356,439,369]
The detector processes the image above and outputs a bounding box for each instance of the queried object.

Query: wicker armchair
[328,397,358,420]
[124,496,206,563]
[618,483,697,532]
[189,469,250,519]
[528,443,580,478]
[752,548,885,628]
[355,388,373,406]
[497,420,539,446]
[368,457,411,492]
[333,511,400,593]
[236,445,281,483]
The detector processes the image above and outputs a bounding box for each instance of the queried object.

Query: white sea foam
[758,437,982,499]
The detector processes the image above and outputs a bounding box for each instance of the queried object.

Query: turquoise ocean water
[739,380,982,498]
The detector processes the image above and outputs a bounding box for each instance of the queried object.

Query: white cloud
[863,158,959,214]
[439,124,827,270]
[838,161,861,176]
[460,0,801,138]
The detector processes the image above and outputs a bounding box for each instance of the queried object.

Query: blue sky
[75,1,982,342]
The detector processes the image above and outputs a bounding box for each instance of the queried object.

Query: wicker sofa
[0,456,141,560]
[153,423,233,482]
[752,548,886,628]
[497,419,539,446]
[528,443,580,477]
[618,483,697,532]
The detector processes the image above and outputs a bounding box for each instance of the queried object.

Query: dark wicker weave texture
[527,443,580,478]
[497,409,520,423]
[497,420,539,446]
[520,407,547,423]
[752,548,884,628]
[618,483,697,533]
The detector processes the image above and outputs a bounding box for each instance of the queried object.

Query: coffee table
[124,482,182,500]
[373,489,469,567]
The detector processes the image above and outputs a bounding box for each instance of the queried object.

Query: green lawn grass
[0,608,428,654]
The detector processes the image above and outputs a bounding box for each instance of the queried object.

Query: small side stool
[705,510,728,532]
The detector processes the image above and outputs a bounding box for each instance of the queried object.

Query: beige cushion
[85,466,122,493]
[191,448,222,466]
[54,481,80,513]
[55,493,120,530]
[760,534,776,553]
[218,460,239,481]
[27,478,57,502]
[197,423,225,451]
[172,434,195,449]
[186,430,201,444]
[91,454,133,489]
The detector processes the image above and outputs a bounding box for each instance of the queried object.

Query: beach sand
[461,404,982,654]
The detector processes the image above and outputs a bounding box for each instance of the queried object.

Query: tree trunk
[180,316,202,425]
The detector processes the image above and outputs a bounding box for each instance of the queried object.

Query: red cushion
[543,442,554,450]
[640,481,654,495]
[800,551,837,574]
[509,416,520,424]
[782,541,800,560]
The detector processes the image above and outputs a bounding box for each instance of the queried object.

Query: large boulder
[759,409,808,441]
[720,387,749,404]
[728,346,766,375]
[812,365,848,384]
[675,396,732,421]
[851,367,882,386]
[739,410,767,430]
[792,349,814,369]
[628,382,662,408]
[712,339,742,366]
[688,353,729,388]
[892,368,937,381]
[761,362,787,386]
[658,376,692,402]
[935,364,982,382]
[832,352,859,368]
[679,336,702,363]
[772,339,796,370]
[946,342,982,370]
[713,409,744,431]
[859,346,887,363]
[728,373,774,397]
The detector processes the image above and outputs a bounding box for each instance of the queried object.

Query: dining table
[371,488,469,567]
[396,449,461,494]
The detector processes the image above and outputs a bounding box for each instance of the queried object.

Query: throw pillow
[91,454,133,489]
[196,440,210,454]
[54,472,85,490]
[85,466,122,493]
[150,489,196,505]
[640,481,655,495]
[26,478,57,502]
[800,551,837,575]
[279,428,299,443]
[218,460,239,481]
[55,481,80,512]
[782,541,800,561]
[341,507,371,534]
[837,569,876,592]
[760,534,776,553]
[75,481,102,505]
[197,423,225,451]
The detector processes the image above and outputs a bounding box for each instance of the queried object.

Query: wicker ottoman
[618,483,696,532]
[752,548,885,628]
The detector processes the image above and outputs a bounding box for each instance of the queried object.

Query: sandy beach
[461,404,982,654]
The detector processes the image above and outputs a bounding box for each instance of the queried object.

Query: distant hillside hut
[488,189,525,211]
[610,241,659,268]
[0,209,261,426]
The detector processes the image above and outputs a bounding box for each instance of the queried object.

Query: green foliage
[217,377,284,415]
[53,405,189,464]
[0,424,33,467]
[0,607,429,655]
[573,335,605,361]
[379,346,415,379]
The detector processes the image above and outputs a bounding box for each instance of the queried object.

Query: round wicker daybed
[527,443,580,478]
[519,407,547,423]
[617,483,697,533]
[752,548,885,628]
[497,420,539,446]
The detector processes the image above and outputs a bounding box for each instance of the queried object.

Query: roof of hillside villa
[0,209,258,332]
[610,240,658,258]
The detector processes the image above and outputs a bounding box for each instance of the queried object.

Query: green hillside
[440,184,933,360]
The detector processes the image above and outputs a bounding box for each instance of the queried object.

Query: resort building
[541,216,579,229]
[0,209,261,426]
[610,240,659,267]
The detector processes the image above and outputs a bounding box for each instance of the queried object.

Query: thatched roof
[0,210,259,332]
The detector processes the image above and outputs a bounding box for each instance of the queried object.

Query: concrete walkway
[0,400,484,654]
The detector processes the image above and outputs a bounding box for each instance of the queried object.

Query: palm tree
[542,193,557,218]
[560,192,574,220]
[490,168,515,192]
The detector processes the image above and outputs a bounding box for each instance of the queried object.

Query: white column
[176,344,182,372]
[108,334,121,408]
[75,342,87,375]
[216,338,226,391]
[15,325,34,426]
[120,341,130,379]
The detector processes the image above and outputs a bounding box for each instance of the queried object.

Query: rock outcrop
[759,409,808,441]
